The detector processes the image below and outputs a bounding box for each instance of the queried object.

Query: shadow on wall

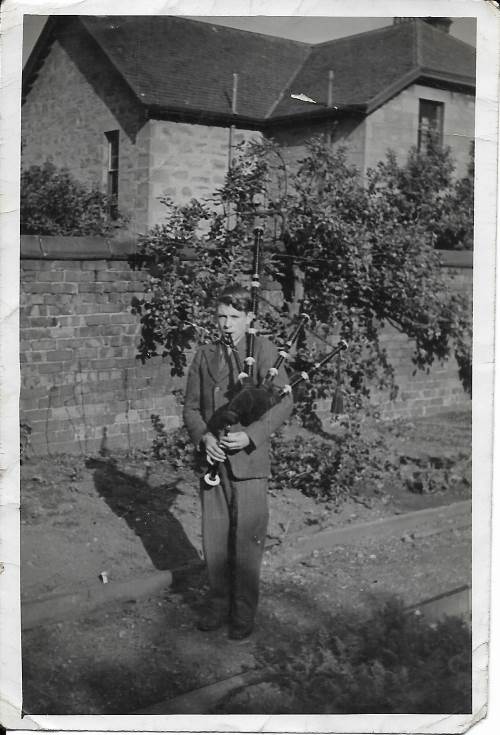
[86,457,200,570]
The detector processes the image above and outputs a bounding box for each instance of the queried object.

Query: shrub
[251,600,471,714]
[270,417,398,505]
[21,161,126,236]
[150,414,194,469]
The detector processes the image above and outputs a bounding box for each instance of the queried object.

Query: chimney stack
[393,17,452,34]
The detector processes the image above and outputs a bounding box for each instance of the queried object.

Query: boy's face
[216,303,253,345]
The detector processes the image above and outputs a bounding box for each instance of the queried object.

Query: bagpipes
[203,225,348,487]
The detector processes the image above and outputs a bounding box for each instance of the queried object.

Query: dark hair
[217,285,252,313]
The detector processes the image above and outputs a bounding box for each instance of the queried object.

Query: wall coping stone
[439,250,473,268]
[20,235,473,268]
[21,235,138,260]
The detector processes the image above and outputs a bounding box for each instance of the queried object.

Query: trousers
[200,462,269,624]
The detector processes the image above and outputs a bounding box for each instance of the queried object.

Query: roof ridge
[311,22,396,47]
[176,15,311,48]
[416,16,476,52]
[265,45,314,118]
[413,18,422,67]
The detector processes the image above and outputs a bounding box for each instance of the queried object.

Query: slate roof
[23,16,476,125]
[273,20,476,119]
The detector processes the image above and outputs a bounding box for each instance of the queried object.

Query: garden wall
[20,237,472,456]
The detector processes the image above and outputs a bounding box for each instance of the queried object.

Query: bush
[250,600,471,714]
[270,418,398,505]
[21,161,126,236]
[150,415,194,469]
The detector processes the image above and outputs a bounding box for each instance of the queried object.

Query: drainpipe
[327,70,334,146]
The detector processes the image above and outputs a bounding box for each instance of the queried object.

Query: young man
[183,285,293,640]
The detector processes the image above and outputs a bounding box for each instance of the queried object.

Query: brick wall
[20,238,471,456]
[20,237,184,456]
[375,254,472,417]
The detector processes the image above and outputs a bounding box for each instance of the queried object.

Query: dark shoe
[197,608,226,632]
[228,619,254,640]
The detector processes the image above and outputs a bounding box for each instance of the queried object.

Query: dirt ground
[20,410,472,715]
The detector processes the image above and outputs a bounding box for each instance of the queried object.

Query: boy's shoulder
[189,341,218,362]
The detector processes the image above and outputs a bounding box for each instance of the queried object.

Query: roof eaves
[266,103,366,127]
[418,68,476,91]
[265,45,313,119]
[146,103,264,129]
[22,16,60,100]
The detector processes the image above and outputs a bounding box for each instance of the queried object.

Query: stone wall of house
[268,116,367,176]
[147,122,262,227]
[20,238,471,457]
[365,83,475,177]
[21,18,151,236]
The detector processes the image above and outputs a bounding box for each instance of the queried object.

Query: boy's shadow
[86,457,202,573]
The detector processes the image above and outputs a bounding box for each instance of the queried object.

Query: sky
[22,14,476,65]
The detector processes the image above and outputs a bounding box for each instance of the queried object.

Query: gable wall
[22,23,151,236]
[365,84,475,176]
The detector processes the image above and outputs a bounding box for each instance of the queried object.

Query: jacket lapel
[204,342,231,383]
[204,336,249,385]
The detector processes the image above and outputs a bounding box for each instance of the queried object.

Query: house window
[418,100,444,152]
[105,130,119,219]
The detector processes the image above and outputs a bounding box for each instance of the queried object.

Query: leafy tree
[435,142,474,251]
[132,136,472,410]
[21,160,126,236]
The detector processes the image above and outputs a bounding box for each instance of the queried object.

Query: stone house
[22,15,475,237]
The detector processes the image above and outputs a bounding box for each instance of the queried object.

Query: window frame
[105,130,119,219]
[417,99,445,152]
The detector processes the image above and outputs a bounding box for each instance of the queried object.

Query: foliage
[21,161,127,236]
[248,600,471,714]
[134,138,472,497]
[270,418,398,504]
[435,142,474,251]
[150,408,400,506]
[132,137,471,407]
[400,451,471,495]
[150,414,193,469]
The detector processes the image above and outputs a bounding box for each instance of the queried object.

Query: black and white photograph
[0,0,497,731]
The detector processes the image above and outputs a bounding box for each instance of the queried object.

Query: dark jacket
[183,335,293,479]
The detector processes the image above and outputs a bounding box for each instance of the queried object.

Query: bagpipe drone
[203,225,348,487]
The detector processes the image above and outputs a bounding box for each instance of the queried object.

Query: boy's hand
[202,432,226,462]
[220,431,251,451]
